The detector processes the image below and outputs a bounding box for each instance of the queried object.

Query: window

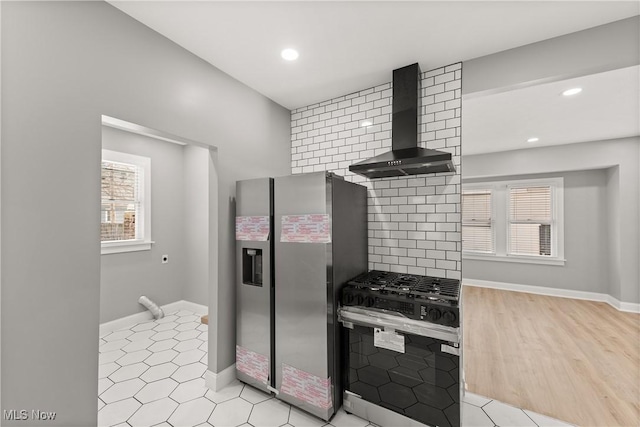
[462,178,564,265]
[101,150,151,254]
[508,186,552,256]
[462,189,493,253]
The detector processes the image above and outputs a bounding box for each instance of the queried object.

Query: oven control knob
[365,296,375,307]
[355,294,365,306]
[443,311,457,324]
[343,292,354,305]
[429,308,441,321]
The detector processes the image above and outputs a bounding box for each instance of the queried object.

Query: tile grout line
[522,408,542,427]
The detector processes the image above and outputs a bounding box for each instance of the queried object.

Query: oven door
[340,308,461,427]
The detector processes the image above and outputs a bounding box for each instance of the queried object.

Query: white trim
[99,300,208,336]
[463,177,564,263]
[101,240,154,255]
[103,115,187,146]
[606,295,640,313]
[101,149,152,254]
[463,252,566,266]
[506,177,564,260]
[463,278,640,313]
[177,300,209,316]
[461,185,496,254]
[101,115,211,148]
[205,365,237,392]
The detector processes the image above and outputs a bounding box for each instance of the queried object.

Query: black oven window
[347,325,460,427]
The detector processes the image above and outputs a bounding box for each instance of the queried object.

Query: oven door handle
[339,307,460,344]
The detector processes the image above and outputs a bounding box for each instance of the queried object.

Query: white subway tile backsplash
[407,231,426,240]
[398,205,417,214]
[427,250,446,260]
[407,213,427,222]
[427,268,446,277]
[447,251,462,261]
[445,80,462,91]
[390,247,408,257]
[445,63,462,72]
[399,257,417,267]
[417,240,436,250]
[398,240,417,249]
[416,222,435,231]
[435,72,455,84]
[399,222,417,231]
[426,84,445,96]
[436,260,457,270]
[434,91,455,103]
[382,255,399,264]
[424,68,445,78]
[417,258,436,268]
[426,102,445,114]
[399,187,417,196]
[408,249,426,258]
[291,63,462,278]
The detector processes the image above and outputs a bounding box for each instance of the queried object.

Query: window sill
[101,240,154,255]
[463,252,566,266]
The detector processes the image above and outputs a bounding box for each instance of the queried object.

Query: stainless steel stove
[342,270,461,327]
[339,271,463,427]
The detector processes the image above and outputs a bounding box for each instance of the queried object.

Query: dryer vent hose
[138,295,165,320]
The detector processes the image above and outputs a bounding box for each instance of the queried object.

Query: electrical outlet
[162,254,169,264]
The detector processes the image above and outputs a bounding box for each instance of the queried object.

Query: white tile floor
[98,310,573,427]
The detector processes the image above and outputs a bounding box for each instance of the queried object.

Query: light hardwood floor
[463,286,640,427]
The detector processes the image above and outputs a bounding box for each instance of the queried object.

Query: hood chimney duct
[349,63,455,179]
[392,63,421,151]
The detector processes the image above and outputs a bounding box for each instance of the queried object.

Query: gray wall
[463,16,639,96]
[464,169,609,295]
[100,126,186,324]
[463,138,640,304]
[183,145,211,307]
[0,2,3,414]
[606,166,622,301]
[0,2,290,426]
[462,15,639,306]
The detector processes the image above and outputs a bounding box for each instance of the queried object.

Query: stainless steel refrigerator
[235,172,367,420]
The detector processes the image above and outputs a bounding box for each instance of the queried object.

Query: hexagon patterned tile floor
[98,310,573,427]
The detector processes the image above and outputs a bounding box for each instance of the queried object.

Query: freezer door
[274,172,333,420]
[236,178,274,392]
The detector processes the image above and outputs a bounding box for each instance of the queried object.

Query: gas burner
[345,270,461,327]
[396,275,419,282]
[349,270,461,301]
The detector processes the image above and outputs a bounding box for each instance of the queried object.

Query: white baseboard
[100,299,209,336]
[167,300,208,316]
[605,295,640,313]
[205,365,237,392]
[463,278,640,314]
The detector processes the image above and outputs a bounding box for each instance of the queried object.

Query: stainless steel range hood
[349,63,456,179]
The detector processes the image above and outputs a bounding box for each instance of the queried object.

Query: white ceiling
[109,1,639,155]
[109,1,638,110]
[463,65,640,155]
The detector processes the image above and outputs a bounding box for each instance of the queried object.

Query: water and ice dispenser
[242,248,263,286]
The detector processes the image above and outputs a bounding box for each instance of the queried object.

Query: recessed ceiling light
[281,48,299,61]
[527,137,539,143]
[562,87,582,96]
[361,120,373,127]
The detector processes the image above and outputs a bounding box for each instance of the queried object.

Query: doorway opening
[97,116,218,426]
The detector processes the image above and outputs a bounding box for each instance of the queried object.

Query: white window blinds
[508,186,552,256]
[101,160,142,242]
[462,189,493,253]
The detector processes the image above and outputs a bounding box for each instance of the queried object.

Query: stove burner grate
[348,270,461,302]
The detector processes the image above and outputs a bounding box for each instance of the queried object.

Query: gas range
[341,270,461,327]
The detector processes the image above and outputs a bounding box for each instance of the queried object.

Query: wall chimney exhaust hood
[349,63,456,179]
